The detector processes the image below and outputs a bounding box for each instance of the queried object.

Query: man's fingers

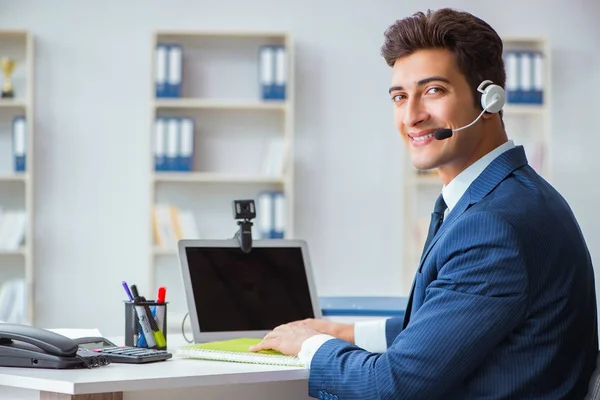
[249,337,279,352]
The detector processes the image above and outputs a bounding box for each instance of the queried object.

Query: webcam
[232,200,256,253]
[232,200,256,220]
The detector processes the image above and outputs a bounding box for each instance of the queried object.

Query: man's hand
[249,322,320,356]
[290,318,355,343]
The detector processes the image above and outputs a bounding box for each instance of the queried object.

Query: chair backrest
[585,352,600,400]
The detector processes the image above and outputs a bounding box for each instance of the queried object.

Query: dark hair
[381,8,506,111]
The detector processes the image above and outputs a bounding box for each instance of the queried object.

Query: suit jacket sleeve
[308,212,529,399]
[385,317,404,348]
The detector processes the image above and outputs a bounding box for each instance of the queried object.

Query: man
[250,8,598,399]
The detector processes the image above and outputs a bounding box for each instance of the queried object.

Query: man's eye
[427,87,444,94]
[391,94,405,102]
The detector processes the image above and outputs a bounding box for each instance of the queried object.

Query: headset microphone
[433,80,506,141]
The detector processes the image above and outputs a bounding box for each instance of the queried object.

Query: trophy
[1,57,16,98]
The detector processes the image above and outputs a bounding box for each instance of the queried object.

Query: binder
[12,116,26,172]
[532,51,544,104]
[504,51,520,104]
[258,46,275,100]
[165,118,180,171]
[178,117,194,172]
[155,44,168,98]
[154,118,167,171]
[167,44,183,98]
[273,191,285,238]
[256,191,274,238]
[176,338,303,367]
[519,51,533,103]
[274,45,286,100]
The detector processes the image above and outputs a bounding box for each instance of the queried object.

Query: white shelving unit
[401,37,551,293]
[0,30,34,323]
[148,30,295,321]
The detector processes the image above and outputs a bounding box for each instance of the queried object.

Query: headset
[433,80,506,140]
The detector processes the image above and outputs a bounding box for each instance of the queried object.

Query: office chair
[585,352,600,400]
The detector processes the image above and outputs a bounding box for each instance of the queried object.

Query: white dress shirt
[297,140,516,368]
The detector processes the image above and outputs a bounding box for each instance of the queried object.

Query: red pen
[153,286,167,337]
[157,286,167,303]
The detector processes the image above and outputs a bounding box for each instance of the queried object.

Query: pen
[152,287,167,339]
[122,281,140,345]
[122,281,134,302]
[130,285,157,348]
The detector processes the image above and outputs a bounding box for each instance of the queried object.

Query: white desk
[0,333,311,400]
[0,357,311,399]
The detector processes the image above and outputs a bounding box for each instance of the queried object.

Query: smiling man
[250,8,598,399]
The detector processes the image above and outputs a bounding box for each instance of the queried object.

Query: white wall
[0,0,598,335]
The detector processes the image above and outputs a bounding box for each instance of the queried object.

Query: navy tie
[422,194,447,257]
[403,194,447,328]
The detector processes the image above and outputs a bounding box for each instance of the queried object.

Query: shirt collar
[441,140,515,213]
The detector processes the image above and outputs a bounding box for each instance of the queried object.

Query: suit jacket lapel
[416,146,529,272]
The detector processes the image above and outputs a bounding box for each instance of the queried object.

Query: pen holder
[124,301,168,350]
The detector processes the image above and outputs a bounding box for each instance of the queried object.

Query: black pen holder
[124,301,168,350]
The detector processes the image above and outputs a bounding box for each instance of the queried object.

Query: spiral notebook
[175,338,304,367]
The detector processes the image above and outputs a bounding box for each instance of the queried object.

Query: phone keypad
[92,346,172,364]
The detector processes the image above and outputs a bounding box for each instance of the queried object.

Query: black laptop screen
[185,246,315,332]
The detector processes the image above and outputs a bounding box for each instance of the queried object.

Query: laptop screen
[185,246,316,333]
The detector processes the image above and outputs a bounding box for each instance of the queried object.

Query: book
[175,338,304,367]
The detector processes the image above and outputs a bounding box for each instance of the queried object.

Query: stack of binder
[503,50,544,104]
[154,117,195,172]
[155,43,183,98]
[258,45,286,100]
[256,190,285,239]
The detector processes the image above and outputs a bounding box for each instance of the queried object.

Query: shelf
[503,104,546,115]
[411,172,441,186]
[0,99,27,110]
[0,173,28,182]
[0,246,26,256]
[153,247,178,256]
[153,172,284,184]
[157,30,288,39]
[153,98,288,111]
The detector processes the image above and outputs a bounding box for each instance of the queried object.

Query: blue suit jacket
[309,146,598,399]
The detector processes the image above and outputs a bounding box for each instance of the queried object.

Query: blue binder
[531,51,544,104]
[178,117,194,172]
[12,116,26,172]
[504,50,521,104]
[272,191,285,238]
[154,118,167,171]
[155,44,169,98]
[165,118,179,171]
[259,45,276,100]
[273,45,286,100]
[257,190,274,238]
[166,44,183,98]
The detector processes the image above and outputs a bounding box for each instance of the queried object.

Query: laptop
[178,239,322,343]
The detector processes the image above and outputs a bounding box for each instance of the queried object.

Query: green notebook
[175,338,304,367]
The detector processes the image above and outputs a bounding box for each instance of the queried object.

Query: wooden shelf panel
[156,30,289,39]
[0,99,27,109]
[153,247,178,256]
[0,173,28,182]
[0,246,26,256]
[154,98,287,111]
[153,172,284,184]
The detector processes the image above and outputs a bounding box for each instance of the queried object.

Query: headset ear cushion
[480,83,505,113]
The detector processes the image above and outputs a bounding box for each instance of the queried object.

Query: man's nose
[404,97,428,127]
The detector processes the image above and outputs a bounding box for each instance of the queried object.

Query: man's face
[390,48,484,180]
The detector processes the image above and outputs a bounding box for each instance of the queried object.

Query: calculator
[74,337,172,364]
